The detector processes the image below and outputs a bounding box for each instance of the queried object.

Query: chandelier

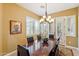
[40,3,54,23]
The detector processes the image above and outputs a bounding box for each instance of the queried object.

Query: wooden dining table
[22,39,55,56]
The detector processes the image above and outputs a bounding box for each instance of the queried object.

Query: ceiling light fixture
[40,3,54,23]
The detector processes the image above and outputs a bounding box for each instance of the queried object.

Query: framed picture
[10,20,22,34]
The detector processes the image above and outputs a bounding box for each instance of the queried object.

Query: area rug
[59,45,74,56]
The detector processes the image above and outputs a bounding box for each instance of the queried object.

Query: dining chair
[49,37,60,56]
[17,45,30,56]
[37,35,41,41]
[49,44,59,56]
[27,37,34,46]
[49,34,55,40]
[42,38,48,46]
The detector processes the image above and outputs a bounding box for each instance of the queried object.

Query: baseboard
[0,53,3,56]
[4,50,17,56]
[0,52,7,56]
[66,46,79,51]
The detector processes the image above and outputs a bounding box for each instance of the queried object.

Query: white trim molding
[66,45,79,51]
[78,15,79,48]
[4,50,17,56]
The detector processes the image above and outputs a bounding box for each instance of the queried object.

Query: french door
[40,22,49,39]
[55,17,66,46]
[78,16,79,48]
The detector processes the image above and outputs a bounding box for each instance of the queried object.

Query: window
[34,20,40,35]
[26,16,50,38]
[26,16,34,36]
[40,22,49,38]
[26,16,40,36]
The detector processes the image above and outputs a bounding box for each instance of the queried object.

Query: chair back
[53,44,59,55]
[27,37,34,46]
[49,34,54,40]
[42,38,48,46]
[53,37,60,55]
[56,37,60,45]
[17,45,30,56]
[49,37,60,56]
[49,44,59,56]
[37,35,41,41]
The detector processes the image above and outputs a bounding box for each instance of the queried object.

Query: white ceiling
[17,3,79,16]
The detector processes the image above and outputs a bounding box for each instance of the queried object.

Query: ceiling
[17,3,79,16]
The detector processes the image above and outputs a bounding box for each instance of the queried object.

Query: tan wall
[78,7,79,14]
[78,7,79,48]
[0,4,2,55]
[50,7,78,47]
[2,3,40,55]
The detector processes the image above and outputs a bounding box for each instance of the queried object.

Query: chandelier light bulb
[40,18,44,22]
[46,18,49,21]
[51,18,54,22]
[48,16,51,19]
[49,20,52,23]
[43,16,46,19]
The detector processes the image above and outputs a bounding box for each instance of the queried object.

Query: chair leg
[55,48,59,56]
[17,50,20,56]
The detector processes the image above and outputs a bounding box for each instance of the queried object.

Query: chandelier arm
[40,3,54,23]
[45,3,48,22]
[45,3,47,17]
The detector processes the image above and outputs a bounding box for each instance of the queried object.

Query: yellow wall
[0,4,2,55]
[50,7,78,47]
[78,7,79,48]
[1,3,40,55]
[78,7,79,14]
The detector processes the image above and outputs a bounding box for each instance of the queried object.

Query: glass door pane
[40,22,49,39]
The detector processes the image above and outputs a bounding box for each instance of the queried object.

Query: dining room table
[22,39,55,56]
